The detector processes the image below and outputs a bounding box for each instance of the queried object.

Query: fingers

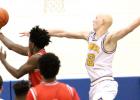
[0,46,7,59]
[0,46,6,54]
[19,33,26,37]
[19,32,30,37]
[4,50,6,58]
[0,46,2,52]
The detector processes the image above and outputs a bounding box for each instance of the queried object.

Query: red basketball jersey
[28,49,46,86]
[26,81,80,100]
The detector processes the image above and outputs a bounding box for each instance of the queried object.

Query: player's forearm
[0,33,15,49]
[127,17,140,33]
[48,30,87,39]
[113,18,140,41]
[48,30,67,37]
[0,33,28,56]
[1,59,21,79]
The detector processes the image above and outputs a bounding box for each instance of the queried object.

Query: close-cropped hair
[13,80,30,96]
[29,25,51,49]
[38,53,61,79]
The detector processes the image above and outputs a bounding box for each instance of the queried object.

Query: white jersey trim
[30,88,37,100]
[66,84,74,99]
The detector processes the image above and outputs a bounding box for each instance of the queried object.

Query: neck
[44,78,56,83]
[32,47,42,54]
[95,27,108,38]
[15,96,26,100]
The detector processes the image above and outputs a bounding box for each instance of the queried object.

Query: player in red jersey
[26,53,80,100]
[0,26,51,86]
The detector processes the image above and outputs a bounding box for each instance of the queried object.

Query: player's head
[0,75,3,92]
[93,14,112,31]
[13,80,30,97]
[38,53,60,80]
[29,26,51,51]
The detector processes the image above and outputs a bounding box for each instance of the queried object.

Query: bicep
[111,18,140,42]
[17,56,38,77]
[109,29,130,43]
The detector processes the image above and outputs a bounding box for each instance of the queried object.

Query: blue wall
[1,77,140,100]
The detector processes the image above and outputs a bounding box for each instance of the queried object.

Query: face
[93,15,104,31]
[28,41,34,55]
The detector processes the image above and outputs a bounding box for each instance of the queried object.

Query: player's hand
[19,32,30,37]
[0,46,6,61]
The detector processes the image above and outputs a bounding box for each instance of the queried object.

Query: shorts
[89,78,118,100]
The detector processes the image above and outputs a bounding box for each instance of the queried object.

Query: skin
[0,32,43,79]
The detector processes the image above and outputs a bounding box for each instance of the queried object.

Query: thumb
[4,51,6,58]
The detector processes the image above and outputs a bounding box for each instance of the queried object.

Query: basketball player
[13,80,30,100]
[20,15,140,100]
[0,26,51,86]
[26,53,80,100]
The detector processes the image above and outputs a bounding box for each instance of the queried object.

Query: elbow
[15,76,20,79]
[14,73,22,79]
[14,75,21,79]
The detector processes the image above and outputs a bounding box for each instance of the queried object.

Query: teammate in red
[0,26,51,86]
[26,53,80,100]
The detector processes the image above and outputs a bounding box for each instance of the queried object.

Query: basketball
[0,8,9,28]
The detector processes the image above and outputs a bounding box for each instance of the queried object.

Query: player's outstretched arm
[108,17,140,43]
[19,29,89,40]
[48,30,88,40]
[0,32,28,56]
[0,47,38,78]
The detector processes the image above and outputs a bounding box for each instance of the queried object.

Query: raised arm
[20,29,89,40]
[48,30,88,40]
[108,17,140,43]
[0,47,38,78]
[0,32,28,56]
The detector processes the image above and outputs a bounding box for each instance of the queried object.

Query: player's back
[27,81,80,100]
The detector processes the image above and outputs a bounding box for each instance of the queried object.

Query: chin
[93,27,96,31]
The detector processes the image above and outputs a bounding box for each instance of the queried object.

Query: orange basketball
[0,8,9,28]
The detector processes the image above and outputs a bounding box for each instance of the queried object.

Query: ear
[30,42,35,48]
[32,42,35,47]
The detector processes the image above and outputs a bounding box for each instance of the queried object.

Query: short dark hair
[38,53,60,79]
[0,75,3,89]
[29,26,51,49]
[13,80,30,96]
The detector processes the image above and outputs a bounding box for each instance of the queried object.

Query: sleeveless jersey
[85,32,116,82]
[26,81,80,100]
[28,49,46,86]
